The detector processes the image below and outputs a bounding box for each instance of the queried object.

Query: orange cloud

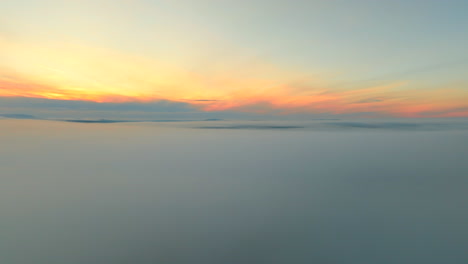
[201,81,468,117]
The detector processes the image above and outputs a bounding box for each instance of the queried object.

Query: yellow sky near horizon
[1,37,467,117]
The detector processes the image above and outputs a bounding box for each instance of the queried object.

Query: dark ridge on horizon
[63,118,225,124]
[0,114,39,119]
[196,125,305,130]
[2,115,467,131]
[64,119,134,124]
[195,121,468,131]
[324,121,468,131]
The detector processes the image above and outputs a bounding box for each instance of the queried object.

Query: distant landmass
[0,114,39,119]
[64,119,225,123]
[64,119,133,123]
[0,114,225,123]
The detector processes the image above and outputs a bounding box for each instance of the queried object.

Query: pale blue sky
[2,0,467,80]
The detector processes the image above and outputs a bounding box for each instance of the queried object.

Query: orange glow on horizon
[2,76,467,118]
[1,41,467,118]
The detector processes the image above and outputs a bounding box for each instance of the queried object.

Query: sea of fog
[1,119,467,264]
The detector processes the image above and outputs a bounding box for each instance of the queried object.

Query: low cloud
[0,96,195,112]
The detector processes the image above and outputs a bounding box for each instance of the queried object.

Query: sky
[0,0,467,118]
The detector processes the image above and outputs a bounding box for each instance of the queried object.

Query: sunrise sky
[1,0,467,117]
